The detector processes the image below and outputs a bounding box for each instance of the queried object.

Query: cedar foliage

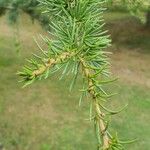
[18,0,136,149]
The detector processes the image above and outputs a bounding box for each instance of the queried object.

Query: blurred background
[0,1,150,150]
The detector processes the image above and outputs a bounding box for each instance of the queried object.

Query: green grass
[0,12,150,150]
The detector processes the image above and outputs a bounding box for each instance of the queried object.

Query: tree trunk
[146,11,150,28]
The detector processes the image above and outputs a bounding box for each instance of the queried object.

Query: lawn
[0,12,150,150]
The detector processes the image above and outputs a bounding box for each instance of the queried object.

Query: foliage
[123,0,150,23]
[18,0,136,150]
[107,0,150,23]
[0,0,49,28]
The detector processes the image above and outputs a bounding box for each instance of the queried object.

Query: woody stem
[79,57,110,150]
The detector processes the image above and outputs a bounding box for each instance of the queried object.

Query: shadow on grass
[106,14,150,53]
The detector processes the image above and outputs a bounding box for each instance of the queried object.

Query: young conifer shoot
[18,0,134,149]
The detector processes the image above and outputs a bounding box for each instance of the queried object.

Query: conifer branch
[18,0,133,149]
[32,52,74,78]
[79,57,110,149]
[18,51,75,85]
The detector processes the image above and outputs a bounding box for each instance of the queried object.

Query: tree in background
[0,0,50,53]
[0,0,49,28]
[107,0,150,28]
[125,0,150,27]
[18,0,135,150]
